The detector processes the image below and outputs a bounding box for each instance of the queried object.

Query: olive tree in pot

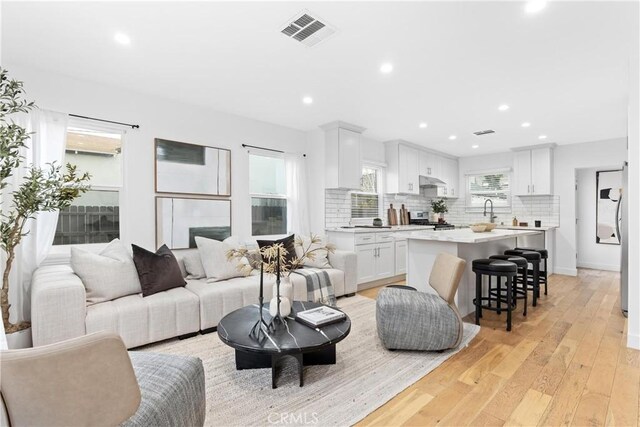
[0,68,91,342]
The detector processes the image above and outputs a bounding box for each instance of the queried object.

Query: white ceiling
[2,1,638,156]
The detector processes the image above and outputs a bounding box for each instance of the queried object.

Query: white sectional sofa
[31,249,357,348]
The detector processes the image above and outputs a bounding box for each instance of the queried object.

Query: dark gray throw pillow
[256,234,297,268]
[132,244,186,297]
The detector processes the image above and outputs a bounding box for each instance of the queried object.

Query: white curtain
[285,153,310,236]
[0,109,68,323]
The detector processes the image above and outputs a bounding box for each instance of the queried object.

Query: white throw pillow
[71,239,142,305]
[195,236,250,282]
[183,251,206,279]
[295,235,332,269]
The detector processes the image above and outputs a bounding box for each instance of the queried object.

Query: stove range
[410,219,455,230]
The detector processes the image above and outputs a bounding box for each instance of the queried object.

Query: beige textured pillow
[195,236,250,282]
[71,239,142,305]
[295,235,332,269]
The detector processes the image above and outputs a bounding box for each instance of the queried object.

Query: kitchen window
[351,166,382,219]
[53,124,124,245]
[249,152,287,236]
[465,170,511,211]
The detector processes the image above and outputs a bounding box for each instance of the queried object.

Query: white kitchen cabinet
[356,244,377,284]
[398,144,420,194]
[419,151,438,177]
[321,121,366,190]
[395,240,407,274]
[513,147,553,196]
[355,242,395,283]
[436,157,459,198]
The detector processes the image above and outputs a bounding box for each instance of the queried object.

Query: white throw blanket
[291,268,337,307]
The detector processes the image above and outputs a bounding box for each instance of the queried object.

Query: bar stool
[505,249,542,307]
[515,247,548,295]
[472,259,518,331]
[489,255,529,316]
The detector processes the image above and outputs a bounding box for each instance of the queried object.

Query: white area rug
[140,295,480,426]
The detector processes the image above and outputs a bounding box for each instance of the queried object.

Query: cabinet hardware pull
[527,184,530,194]
[532,184,535,194]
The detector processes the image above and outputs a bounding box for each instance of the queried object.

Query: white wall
[627,47,639,350]
[554,138,627,276]
[576,167,622,271]
[7,63,307,250]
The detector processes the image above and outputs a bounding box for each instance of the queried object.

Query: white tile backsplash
[325,188,560,228]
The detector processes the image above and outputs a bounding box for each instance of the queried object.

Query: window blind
[466,173,511,208]
[351,193,380,218]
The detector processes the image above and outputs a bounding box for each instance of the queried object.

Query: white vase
[6,327,32,349]
[432,213,440,222]
[272,278,293,301]
[269,296,292,317]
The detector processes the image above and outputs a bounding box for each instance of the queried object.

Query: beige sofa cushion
[85,287,199,348]
[186,269,346,330]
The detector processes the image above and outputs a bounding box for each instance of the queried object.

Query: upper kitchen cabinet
[438,157,459,198]
[419,151,439,177]
[385,141,420,194]
[321,121,366,190]
[513,145,554,196]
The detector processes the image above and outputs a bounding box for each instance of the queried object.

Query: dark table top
[217,301,351,355]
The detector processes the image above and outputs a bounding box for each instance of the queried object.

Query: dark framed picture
[156,197,232,249]
[155,138,231,197]
[596,169,622,245]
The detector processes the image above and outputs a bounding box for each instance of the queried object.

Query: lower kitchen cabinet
[395,240,407,274]
[356,242,394,283]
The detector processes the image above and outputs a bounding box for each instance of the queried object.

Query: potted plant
[0,68,91,347]
[431,198,448,223]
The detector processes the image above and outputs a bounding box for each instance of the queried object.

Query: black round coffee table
[217,301,351,389]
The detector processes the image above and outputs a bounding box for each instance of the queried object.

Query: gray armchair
[376,253,466,351]
[0,332,205,427]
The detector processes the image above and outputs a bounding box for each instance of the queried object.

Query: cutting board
[399,204,408,225]
[388,204,398,226]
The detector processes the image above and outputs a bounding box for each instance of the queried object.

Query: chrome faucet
[484,199,498,223]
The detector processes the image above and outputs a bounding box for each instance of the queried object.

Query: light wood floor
[357,269,639,427]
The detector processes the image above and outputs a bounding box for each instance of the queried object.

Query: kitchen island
[406,228,543,317]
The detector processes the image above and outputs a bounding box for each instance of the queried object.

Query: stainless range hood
[419,175,446,187]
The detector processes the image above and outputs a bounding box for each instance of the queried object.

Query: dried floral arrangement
[226,234,336,276]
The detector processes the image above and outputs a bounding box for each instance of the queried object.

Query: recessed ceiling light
[472,145,479,149]
[380,63,394,74]
[114,32,131,45]
[539,135,548,140]
[498,104,510,111]
[525,0,547,14]
[419,122,428,129]
[302,96,313,105]
[448,135,457,140]
[521,122,531,127]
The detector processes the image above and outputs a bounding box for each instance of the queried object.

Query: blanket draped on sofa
[292,268,337,307]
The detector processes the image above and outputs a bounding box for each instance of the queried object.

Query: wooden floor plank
[356,270,639,427]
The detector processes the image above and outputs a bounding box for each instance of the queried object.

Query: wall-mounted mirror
[156,197,231,249]
[155,138,231,196]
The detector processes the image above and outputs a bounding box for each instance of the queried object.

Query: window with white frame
[249,152,287,236]
[465,171,511,210]
[53,124,124,245]
[351,166,382,219]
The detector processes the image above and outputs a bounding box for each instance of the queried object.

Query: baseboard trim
[628,333,640,350]
[357,274,405,291]
[577,262,621,272]
[554,267,578,276]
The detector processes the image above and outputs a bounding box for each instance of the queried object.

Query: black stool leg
[543,258,548,295]
[506,275,513,331]
[534,263,540,300]
[496,276,502,315]
[523,267,528,316]
[531,262,538,307]
[475,273,481,325]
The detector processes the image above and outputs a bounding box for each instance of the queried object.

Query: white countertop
[326,225,436,233]
[496,225,558,231]
[405,228,543,243]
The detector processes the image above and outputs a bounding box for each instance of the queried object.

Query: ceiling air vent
[280,11,336,47]
[473,129,496,136]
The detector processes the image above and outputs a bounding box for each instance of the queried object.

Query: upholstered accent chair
[0,332,205,427]
[376,253,467,351]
